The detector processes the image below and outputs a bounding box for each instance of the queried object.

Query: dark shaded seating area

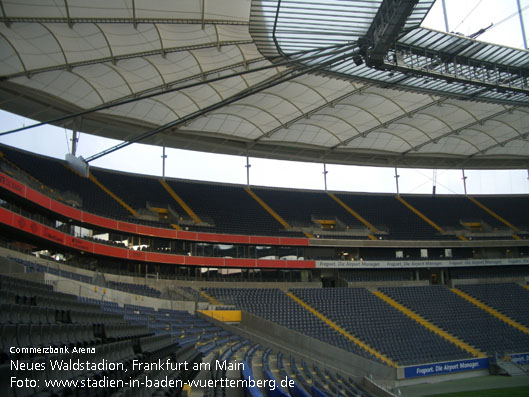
[0,144,132,221]
[478,196,529,232]
[333,193,448,240]
[107,281,162,298]
[380,285,529,356]
[291,287,471,366]
[165,179,295,236]
[205,284,529,368]
[404,196,502,229]
[1,143,528,241]
[456,283,529,328]
[202,287,382,363]
[403,195,509,237]
[450,266,529,279]
[341,269,413,282]
[251,187,366,234]
[0,274,209,396]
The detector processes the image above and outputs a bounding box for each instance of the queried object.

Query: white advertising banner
[315,258,528,269]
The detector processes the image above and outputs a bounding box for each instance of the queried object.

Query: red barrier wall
[0,172,308,247]
[0,207,315,269]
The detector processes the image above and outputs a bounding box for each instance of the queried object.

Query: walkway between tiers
[452,288,529,335]
[372,290,485,358]
[286,292,397,367]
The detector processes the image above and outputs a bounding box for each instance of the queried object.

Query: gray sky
[1,0,528,195]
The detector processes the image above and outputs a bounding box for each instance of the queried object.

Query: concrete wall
[197,310,396,393]
[0,255,27,273]
[0,246,322,291]
[45,274,203,312]
[240,311,396,381]
[0,247,95,279]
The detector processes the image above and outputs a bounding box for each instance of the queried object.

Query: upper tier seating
[251,187,366,236]
[341,269,413,282]
[333,193,449,240]
[403,195,507,236]
[450,266,529,280]
[380,285,529,356]
[477,196,529,232]
[90,168,188,223]
[0,144,131,220]
[291,287,470,366]
[2,143,527,241]
[164,179,294,236]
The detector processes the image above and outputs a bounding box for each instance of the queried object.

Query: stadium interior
[0,0,529,396]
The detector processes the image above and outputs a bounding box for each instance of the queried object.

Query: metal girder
[358,0,420,67]
[0,16,248,25]
[384,50,529,97]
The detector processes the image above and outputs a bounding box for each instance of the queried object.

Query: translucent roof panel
[0,0,528,169]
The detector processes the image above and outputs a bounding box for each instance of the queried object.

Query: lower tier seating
[380,285,529,356]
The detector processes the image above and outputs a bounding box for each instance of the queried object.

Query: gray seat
[2,324,18,353]
[16,324,32,348]
[29,323,42,346]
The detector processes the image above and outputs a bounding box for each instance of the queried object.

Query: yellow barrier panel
[286,292,398,367]
[199,291,222,306]
[372,290,485,358]
[198,310,242,322]
[452,288,529,335]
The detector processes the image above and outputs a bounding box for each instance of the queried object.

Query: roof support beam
[131,0,137,29]
[0,16,248,25]
[0,0,10,27]
[385,49,529,97]
[358,0,420,67]
[63,0,73,28]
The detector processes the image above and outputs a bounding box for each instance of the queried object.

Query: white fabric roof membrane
[0,0,528,169]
